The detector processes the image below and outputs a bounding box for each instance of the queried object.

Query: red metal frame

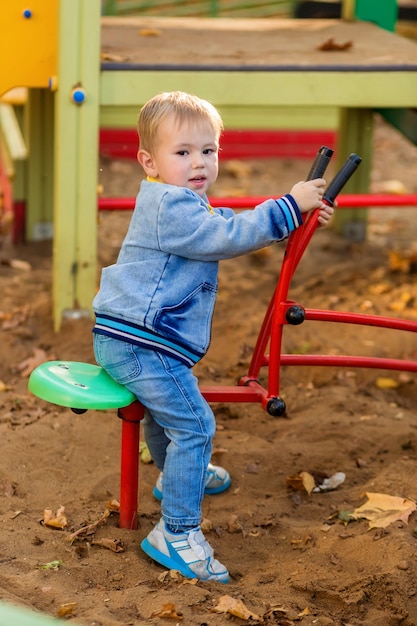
[99,193,417,212]
[116,200,417,528]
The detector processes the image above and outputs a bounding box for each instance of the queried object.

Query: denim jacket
[93,180,302,367]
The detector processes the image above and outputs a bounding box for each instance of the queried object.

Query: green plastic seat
[28,361,136,411]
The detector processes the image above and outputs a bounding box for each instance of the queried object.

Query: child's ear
[137,149,157,177]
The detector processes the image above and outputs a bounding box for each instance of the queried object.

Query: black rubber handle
[324,153,362,206]
[306,146,334,181]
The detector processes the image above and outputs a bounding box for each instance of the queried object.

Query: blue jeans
[93,334,215,530]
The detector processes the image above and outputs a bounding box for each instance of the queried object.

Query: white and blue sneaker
[141,518,229,583]
[153,463,231,501]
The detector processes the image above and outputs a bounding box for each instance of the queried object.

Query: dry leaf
[375,377,399,389]
[287,471,316,495]
[9,259,32,271]
[376,179,408,195]
[352,492,417,529]
[100,52,129,62]
[67,509,110,544]
[212,595,260,621]
[139,440,153,464]
[17,348,51,377]
[227,514,243,533]
[200,517,213,532]
[263,604,288,619]
[91,537,126,552]
[139,28,162,36]
[106,499,120,512]
[151,602,183,620]
[389,250,411,273]
[317,37,353,51]
[57,603,76,618]
[2,305,29,331]
[40,559,62,570]
[42,506,67,529]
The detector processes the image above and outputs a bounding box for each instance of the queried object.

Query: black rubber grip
[306,146,334,181]
[323,154,362,206]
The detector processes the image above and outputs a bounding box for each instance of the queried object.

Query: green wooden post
[53,0,101,330]
[25,89,54,241]
[334,0,397,241]
[333,108,373,241]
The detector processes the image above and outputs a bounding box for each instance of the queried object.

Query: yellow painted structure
[0,2,58,94]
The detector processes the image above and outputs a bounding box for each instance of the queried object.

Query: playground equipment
[28,144,417,533]
[28,146,365,530]
[0,0,415,331]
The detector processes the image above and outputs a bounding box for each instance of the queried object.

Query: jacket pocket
[154,283,217,354]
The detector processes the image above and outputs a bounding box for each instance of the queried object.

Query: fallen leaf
[100,52,129,62]
[227,514,243,533]
[139,440,153,464]
[212,595,260,621]
[200,517,213,532]
[9,259,32,272]
[317,37,353,51]
[389,250,411,273]
[2,306,29,331]
[376,179,408,194]
[17,348,52,377]
[42,506,67,529]
[56,603,76,617]
[66,509,110,544]
[151,602,183,619]
[352,492,417,529]
[375,377,399,389]
[287,471,315,495]
[263,604,288,619]
[106,499,120,512]
[91,537,126,552]
[157,570,182,582]
[139,28,162,36]
[40,560,62,570]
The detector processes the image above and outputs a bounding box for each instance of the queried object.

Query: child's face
[139,114,219,197]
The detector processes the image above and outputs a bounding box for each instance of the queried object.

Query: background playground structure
[1,0,417,330]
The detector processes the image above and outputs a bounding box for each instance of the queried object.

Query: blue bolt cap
[72,89,86,104]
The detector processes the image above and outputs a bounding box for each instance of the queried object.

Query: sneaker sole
[153,476,231,501]
[140,537,229,583]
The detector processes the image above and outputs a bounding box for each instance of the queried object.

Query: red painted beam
[98,194,417,212]
[99,128,337,161]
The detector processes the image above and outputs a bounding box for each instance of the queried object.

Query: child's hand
[316,202,334,226]
[290,179,326,213]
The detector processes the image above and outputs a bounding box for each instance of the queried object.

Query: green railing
[102,0,296,18]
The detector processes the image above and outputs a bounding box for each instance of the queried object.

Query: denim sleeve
[156,187,303,262]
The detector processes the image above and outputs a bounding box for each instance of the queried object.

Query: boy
[92,91,333,583]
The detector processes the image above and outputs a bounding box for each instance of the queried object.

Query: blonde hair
[138,91,224,153]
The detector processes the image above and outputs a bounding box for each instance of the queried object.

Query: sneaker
[153,463,231,501]
[141,518,229,583]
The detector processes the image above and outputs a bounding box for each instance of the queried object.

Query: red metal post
[117,401,145,530]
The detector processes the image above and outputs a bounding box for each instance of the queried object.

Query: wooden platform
[101,17,417,69]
